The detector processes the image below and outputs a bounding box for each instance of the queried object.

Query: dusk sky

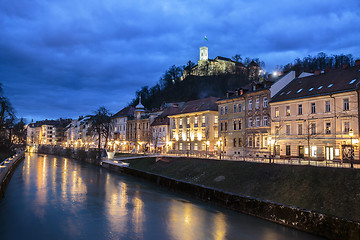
[1,0,359,122]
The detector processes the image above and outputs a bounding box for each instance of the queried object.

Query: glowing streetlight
[349,129,354,168]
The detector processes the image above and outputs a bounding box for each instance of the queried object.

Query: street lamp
[218,138,223,160]
[349,129,354,168]
[206,140,210,158]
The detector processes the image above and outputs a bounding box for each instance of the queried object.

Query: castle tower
[199,46,208,61]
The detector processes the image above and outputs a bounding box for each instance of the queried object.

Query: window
[263,136,268,148]
[239,138,243,147]
[233,138,237,147]
[225,106,228,114]
[202,116,206,124]
[179,142,183,150]
[286,145,291,156]
[220,107,223,115]
[286,125,290,135]
[255,136,260,147]
[298,124,302,135]
[263,116,268,126]
[238,119,242,130]
[255,98,260,109]
[224,122,227,131]
[234,105,237,113]
[194,116,198,125]
[275,107,279,117]
[344,98,349,111]
[238,104,242,112]
[311,123,316,135]
[311,103,316,114]
[233,120,237,130]
[298,104,302,115]
[326,122,331,134]
[220,122,223,131]
[275,126,279,136]
[179,118,183,127]
[249,117,252,127]
[286,106,290,116]
[311,146,317,157]
[325,101,331,112]
[248,136,253,147]
[186,142,190,150]
[186,117,190,125]
[194,143,198,151]
[214,131,218,138]
[263,97,268,108]
[256,117,260,127]
[214,116,218,124]
[344,122,350,133]
[249,99,253,110]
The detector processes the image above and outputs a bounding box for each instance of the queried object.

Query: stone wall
[102,161,360,240]
[37,145,102,165]
[0,152,25,198]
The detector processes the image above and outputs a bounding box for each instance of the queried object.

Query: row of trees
[281,52,356,73]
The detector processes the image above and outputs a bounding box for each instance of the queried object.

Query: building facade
[168,97,219,156]
[270,64,360,162]
[217,89,246,157]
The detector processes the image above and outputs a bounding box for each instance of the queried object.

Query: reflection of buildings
[168,199,227,240]
[270,63,360,162]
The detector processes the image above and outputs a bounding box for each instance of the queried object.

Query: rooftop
[271,65,360,103]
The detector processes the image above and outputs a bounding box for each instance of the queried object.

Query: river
[0,153,325,240]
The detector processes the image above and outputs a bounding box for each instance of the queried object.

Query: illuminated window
[275,107,279,117]
[214,116,218,124]
[311,146,317,157]
[255,98,260,109]
[286,106,290,116]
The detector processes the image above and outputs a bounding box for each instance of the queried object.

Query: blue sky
[1,0,359,121]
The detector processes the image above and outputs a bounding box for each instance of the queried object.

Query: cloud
[0,0,359,121]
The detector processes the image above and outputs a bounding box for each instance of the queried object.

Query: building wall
[270,91,359,161]
[218,97,246,156]
[245,89,271,157]
[169,111,218,155]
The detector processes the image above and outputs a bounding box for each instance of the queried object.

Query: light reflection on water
[0,154,326,240]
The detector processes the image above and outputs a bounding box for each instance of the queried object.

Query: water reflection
[0,154,325,240]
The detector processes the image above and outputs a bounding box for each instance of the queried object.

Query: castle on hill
[182,46,260,80]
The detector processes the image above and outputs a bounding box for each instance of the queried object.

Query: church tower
[199,46,208,61]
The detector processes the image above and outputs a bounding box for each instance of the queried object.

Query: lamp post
[206,140,210,158]
[349,129,354,168]
[218,138,223,160]
[268,136,273,163]
[190,132,195,157]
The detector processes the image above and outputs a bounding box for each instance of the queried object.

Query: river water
[0,153,325,240]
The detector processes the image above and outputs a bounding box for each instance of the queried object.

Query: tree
[232,54,242,63]
[86,107,113,151]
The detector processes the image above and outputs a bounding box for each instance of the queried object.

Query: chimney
[314,70,321,75]
[342,63,349,69]
[355,59,360,66]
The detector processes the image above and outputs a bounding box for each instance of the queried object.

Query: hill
[134,74,251,109]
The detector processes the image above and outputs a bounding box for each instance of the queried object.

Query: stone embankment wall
[102,161,360,240]
[37,145,101,165]
[0,152,25,198]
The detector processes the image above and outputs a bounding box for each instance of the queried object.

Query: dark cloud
[0,0,359,121]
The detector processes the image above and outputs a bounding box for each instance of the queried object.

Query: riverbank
[102,156,360,240]
[0,152,25,198]
[121,156,360,222]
